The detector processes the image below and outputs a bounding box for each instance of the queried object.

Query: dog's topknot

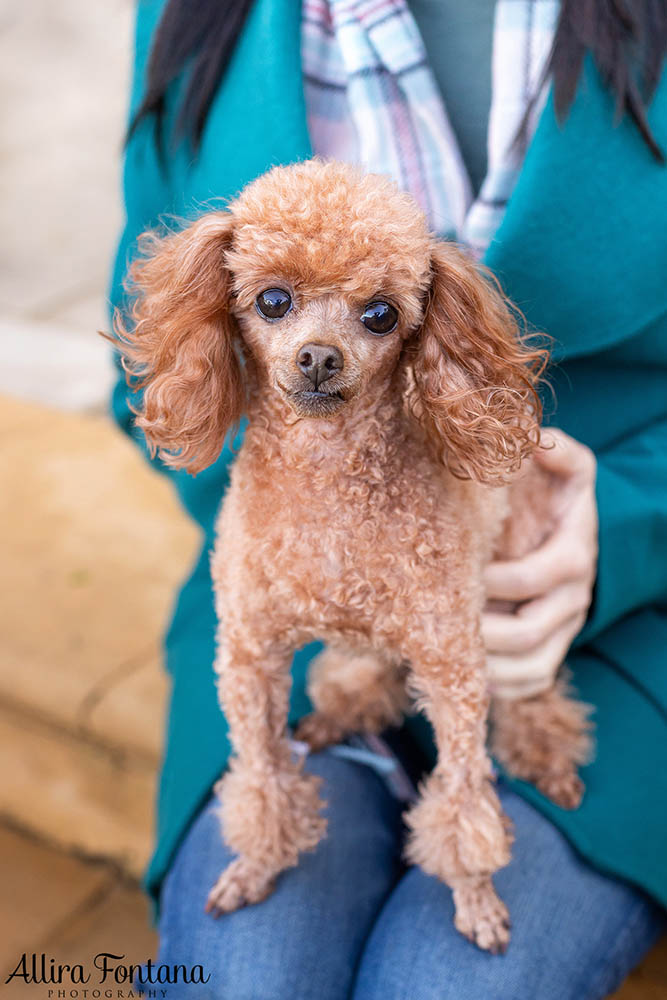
[225,159,434,322]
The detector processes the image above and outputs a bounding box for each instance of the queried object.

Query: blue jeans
[158,751,664,999]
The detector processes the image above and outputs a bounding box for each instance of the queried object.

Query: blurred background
[0,2,662,996]
[0,0,198,982]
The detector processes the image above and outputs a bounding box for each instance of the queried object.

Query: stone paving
[0,824,157,999]
[0,0,664,995]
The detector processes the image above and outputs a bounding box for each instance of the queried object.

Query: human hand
[482,429,598,700]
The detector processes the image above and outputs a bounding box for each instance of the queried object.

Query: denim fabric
[158,751,664,999]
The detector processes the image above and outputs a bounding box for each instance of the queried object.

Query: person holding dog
[111,0,667,996]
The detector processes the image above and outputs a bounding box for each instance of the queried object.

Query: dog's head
[116,159,546,480]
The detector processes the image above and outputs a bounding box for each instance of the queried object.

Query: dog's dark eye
[256,288,292,320]
[360,301,398,336]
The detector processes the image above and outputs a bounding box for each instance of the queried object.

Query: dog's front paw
[206,857,275,916]
[452,877,511,954]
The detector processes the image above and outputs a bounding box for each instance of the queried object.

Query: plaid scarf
[302,0,559,255]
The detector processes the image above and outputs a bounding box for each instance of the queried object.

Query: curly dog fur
[115,159,592,953]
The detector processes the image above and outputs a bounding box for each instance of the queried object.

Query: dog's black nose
[296,343,344,388]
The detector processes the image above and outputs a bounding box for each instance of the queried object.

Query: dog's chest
[226,458,473,628]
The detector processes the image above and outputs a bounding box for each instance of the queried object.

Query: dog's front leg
[403,619,512,953]
[206,623,327,915]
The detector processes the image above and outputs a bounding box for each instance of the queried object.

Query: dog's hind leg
[490,466,595,809]
[206,617,327,916]
[489,672,594,809]
[295,646,409,751]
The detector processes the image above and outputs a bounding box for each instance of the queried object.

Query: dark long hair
[130,0,667,162]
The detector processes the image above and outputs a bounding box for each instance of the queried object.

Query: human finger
[482,582,592,654]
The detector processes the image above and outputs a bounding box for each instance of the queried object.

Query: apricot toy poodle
[115,159,592,953]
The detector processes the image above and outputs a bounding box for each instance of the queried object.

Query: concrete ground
[0,0,664,995]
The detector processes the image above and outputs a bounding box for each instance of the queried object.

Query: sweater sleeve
[575,415,667,646]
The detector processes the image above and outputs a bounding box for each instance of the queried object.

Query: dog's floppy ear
[408,241,548,483]
[114,212,243,474]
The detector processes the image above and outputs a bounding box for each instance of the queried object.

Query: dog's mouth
[297,388,345,402]
[290,388,347,416]
[276,380,348,414]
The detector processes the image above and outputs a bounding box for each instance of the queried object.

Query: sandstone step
[0,703,155,879]
[0,394,198,871]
